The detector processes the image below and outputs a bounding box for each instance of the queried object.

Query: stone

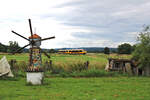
[0,56,14,77]
[125,63,132,75]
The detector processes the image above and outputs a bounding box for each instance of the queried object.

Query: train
[58,49,87,55]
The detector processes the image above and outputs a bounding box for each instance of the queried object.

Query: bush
[132,26,150,68]
[104,47,110,54]
[118,43,132,54]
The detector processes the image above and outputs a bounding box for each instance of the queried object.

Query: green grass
[0,53,149,99]
[0,77,150,100]
[0,53,132,77]
[0,53,132,70]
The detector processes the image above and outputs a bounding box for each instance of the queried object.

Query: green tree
[0,43,7,52]
[7,41,20,53]
[104,47,110,54]
[131,44,136,52]
[117,43,132,54]
[49,49,55,53]
[132,26,150,68]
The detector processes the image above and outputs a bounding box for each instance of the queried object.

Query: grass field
[0,53,132,62]
[0,53,132,77]
[0,77,150,100]
[0,53,132,70]
[0,53,150,99]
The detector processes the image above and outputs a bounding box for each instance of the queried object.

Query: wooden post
[108,59,110,69]
[49,60,52,71]
[131,66,134,75]
[9,59,16,70]
[136,67,139,76]
[44,61,48,71]
[84,61,89,70]
[142,68,145,76]
[125,63,132,75]
[120,62,124,72]
[123,66,126,73]
[44,60,52,71]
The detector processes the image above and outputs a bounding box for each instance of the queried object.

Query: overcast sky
[0,0,150,48]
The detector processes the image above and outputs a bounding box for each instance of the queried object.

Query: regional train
[58,49,87,55]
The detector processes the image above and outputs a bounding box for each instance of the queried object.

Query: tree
[117,43,132,54]
[0,43,7,52]
[132,26,150,69]
[104,47,110,54]
[7,41,21,53]
[49,49,55,53]
[131,44,136,52]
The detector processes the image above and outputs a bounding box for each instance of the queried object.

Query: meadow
[0,77,150,100]
[0,53,132,70]
[1,53,150,100]
[0,53,132,77]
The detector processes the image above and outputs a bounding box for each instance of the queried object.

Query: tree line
[0,41,138,54]
[0,41,21,53]
[104,43,135,54]
[104,26,150,55]
[0,41,55,53]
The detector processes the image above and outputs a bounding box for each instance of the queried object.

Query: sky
[0,0,150,49]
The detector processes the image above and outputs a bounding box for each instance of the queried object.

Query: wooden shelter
[106,58,150,76]
[106,58,138,75]
[108,58,131,71]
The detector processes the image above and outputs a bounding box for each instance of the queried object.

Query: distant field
[0,77,150,100]
[0,53,132,69]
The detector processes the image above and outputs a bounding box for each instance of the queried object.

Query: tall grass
[8,60,128,78]
[1,53,131,77]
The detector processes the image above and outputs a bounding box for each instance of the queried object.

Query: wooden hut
[106,58,150,76]
[106,58,138,75]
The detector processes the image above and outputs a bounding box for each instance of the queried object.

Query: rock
[0,56,14,77]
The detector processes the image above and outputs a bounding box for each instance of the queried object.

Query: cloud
[0,0,150,48]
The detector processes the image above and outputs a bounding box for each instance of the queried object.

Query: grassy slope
[0,77,150,100]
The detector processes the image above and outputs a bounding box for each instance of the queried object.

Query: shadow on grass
[0,76,19,81]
